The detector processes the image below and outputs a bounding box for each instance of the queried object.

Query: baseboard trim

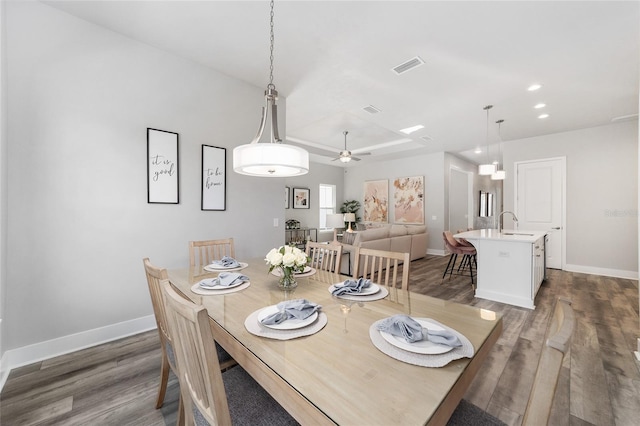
[427,249,446,256]
[564,264,638,280]
[0,315,156,392]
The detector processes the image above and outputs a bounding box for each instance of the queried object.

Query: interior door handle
[551,227,561,230]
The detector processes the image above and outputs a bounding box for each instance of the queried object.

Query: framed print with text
[201,145,226,211]
[147,128,179,204]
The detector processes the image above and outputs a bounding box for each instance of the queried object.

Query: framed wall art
[201,145,226,211]
[147,128,179,204]
[293,187,310,209]
[363,180,388,222]
[285,186,290,209]
[393,175,424,224]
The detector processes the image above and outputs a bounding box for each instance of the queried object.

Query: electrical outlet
[273,218,279,227]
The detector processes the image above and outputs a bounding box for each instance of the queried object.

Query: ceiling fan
[332,131,371,163]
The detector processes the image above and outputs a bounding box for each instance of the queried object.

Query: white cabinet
[455,229,547,309]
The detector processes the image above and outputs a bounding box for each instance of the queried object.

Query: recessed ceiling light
[534,103,546,109]
[399,125,424,135]
[474,147,482,154]
[538,113,549,119]
[528,84,542,91]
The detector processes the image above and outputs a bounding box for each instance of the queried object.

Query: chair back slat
[189,238,235,268]
[142,258,172,348]
[306,241,343,273]
[352,247,410,290]
[522,297,575,426]
[161,280,232,426]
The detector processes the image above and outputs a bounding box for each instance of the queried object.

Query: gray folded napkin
[200,272,248,288]
[376,314,462,347]
[331,278,371,296]
[260,299,321,325]
[211,256,239,268]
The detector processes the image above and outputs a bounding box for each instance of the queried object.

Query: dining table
[167,257,502,426]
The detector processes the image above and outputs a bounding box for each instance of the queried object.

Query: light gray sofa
[340,224,428,275]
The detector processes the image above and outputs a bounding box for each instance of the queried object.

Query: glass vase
[278,268,298,290]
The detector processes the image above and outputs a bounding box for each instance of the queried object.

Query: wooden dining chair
[143,258,181,411]
[143,259,236,411]
[352,247,410,290]
[448,298,574,426]
[305,241,343,273]
[160,280,299,426]
[522,297,575,426]
[189,238,235,269]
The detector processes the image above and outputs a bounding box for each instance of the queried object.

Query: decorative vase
[278,268,298,290]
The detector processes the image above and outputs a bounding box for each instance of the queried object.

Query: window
[319,184,336,230]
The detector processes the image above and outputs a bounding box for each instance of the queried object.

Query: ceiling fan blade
[355,152,371,156]
[351,156,362,161]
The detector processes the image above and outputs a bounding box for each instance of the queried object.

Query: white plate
[333,281,380,296]
[204,262,248,271]
[198,277,246,290]
[257,305,319,330]
[295,266,312,275]
[379,318,455,355]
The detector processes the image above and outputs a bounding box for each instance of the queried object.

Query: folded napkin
[260,299,321,325]
[211,256,239,268]
[331,278,371,296]
[376,314,462,347]
[200,272,248,288]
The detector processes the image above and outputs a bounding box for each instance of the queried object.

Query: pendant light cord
[268,0,275,89]
[484,105,493,164]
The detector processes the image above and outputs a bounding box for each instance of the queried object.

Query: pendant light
[233,1,309,177]
[492,119,506,180]
[478,105,496,176]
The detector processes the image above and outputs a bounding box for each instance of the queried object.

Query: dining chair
[142,258,182,412]
[522,297,575,426]
[449,297,574,426]
[160,280,299,426]
[143,258,236,412]
[352,247,410,290]
[305,241,343,273]
[189,238,235,269]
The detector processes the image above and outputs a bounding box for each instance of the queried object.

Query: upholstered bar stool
[442,231,477,287]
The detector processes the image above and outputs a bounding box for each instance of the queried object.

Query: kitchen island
[455,229,547,309]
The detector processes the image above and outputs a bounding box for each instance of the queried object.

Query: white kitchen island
[455,229,547,309]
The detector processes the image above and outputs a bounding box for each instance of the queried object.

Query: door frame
[513,156,567,270]
[448,166,474,231]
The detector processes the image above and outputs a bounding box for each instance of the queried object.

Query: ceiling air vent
[420,135,433,142]
[363,105,381,114]
[392,56,425,75]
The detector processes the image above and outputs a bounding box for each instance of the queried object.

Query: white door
[515,157,565,269]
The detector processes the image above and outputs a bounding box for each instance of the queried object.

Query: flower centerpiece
[265,245,310,290]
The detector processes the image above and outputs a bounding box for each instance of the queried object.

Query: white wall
[0,0,7,367]
[285,162,344,243]
[343,152,445,253]
[4,1,290,358]
[503,121,638,277]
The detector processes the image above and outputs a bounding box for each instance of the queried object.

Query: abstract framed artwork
[393,176,424,224]
[285,186,290,209]
[201,145,226,211]
[147,128,179,204]
[363,180,388,222]
[293,187,310,209]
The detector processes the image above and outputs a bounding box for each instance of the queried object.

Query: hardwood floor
[2,255,639,425]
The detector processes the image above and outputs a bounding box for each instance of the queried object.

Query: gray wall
[284,162,344,243]
[343,152,445,253]
[4,1,288,352]
[503,121,638,276]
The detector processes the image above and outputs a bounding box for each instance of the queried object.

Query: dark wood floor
[2,255,639,425]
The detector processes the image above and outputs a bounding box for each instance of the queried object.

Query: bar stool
[442,231,477,288]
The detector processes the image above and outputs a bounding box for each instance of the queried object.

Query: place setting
[244,298,327,340]
[191,271,251,295]
[369,314,474,367]
[328,277,389,301]
[203,255,248,272]
[270,265,317,278]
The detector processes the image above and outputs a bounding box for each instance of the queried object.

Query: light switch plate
[273,218,279,227]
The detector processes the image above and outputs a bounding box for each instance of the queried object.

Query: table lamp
[326,213,345,243]
[344,213,356,233]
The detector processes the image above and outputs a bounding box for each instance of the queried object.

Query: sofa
[340,224,428,275]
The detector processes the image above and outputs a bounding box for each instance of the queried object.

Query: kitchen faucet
[497,211,519,233]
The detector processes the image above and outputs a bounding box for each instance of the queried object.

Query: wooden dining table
[167,258,502,426]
